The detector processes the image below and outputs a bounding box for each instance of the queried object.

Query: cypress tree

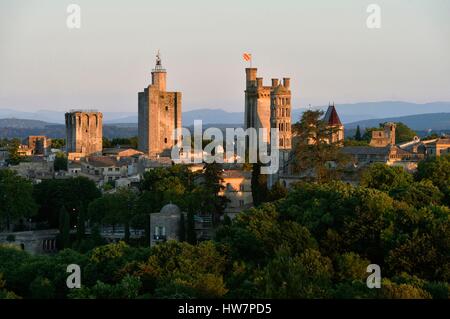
[59,206,70,249]
[179,212,186,242]
[355,125,362,141]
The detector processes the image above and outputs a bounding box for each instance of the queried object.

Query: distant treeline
[0,125,138,139]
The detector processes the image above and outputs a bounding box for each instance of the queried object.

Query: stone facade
[65,110,103,159]
[25,136,51,155]
[138,53,182,157]
[219,170,253,218]
[369,122,396,147]
[245,68,292,147]
[0,229,59,255]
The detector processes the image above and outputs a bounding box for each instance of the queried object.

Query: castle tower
[138,51,182,157]
[245,68,271,142]
[385,122,396,145]
[271,78,292,150]
[65,110,103,158]
[323,103,344,144]
[245,68,292,147]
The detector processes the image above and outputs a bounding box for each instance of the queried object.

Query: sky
[0,0,449,113]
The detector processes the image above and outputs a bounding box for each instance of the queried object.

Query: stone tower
[369,122,397,147]
[138,51,182,157]
[323,103,344,144]
[385,122,396,145]
[244,68,292,148]
[270,78,292,150]
[244,68,271,142]
[65,110,103,158]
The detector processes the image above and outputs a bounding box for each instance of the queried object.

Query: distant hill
[0,118,56,129]
[3,101,450,126]
[1,101,450,139]
[0,119,138,139]
[345,113,450,131]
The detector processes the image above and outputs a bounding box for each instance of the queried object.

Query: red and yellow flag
[243,52,252,61]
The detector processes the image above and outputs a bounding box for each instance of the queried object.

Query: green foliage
[416,154,450,205]
[5,139,26,165]
[360,163,413,192]
[0,169,37,231]
[69,275,142,299]
[0,273,21,299]
[30,276,55,299]
[59,206,71,249]
[103,137,138,149]
[267,181,288,202]
[53,152,68,171]
[379,279,431,299]
[50,138,65,150]
[135,241,228,298]
[259,247,333,298]
[292,110,350,183]
[0,147,449,299]
[394,122,417,144]
[251,162,269,206]
[354,125,362,141]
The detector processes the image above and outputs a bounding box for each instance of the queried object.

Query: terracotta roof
[323,105,342,126]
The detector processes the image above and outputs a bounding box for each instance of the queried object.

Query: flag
[243,52,252,62]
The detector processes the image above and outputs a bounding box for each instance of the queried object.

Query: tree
[0,169,37,231]
[179,213,186,242]
[5,139,25,166]
[29,276,55,299]
[136,241,227,298]
[292,110,349,183]
[251,162,269,206]
[59,206,70,249]
[360,163,413,192]
[354,125,362,141]
[394,122,417,144]
[268,181,288,201]
[389,179,443,207]
[53,152,68,171]
[50,138,65,150]
[260,247,333,298]
[415,154,450,205]
[33,177,101,228]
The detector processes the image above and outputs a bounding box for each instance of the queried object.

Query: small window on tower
[165,106,169,111]
[164,138,168,143]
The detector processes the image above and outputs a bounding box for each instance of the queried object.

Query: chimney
[245,68,257,88]
[256,77,263,87]
[283,78,290,89]
[271,78,279,87]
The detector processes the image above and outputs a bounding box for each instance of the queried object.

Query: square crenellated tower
[138,52,182,157]
[65,110,103,159]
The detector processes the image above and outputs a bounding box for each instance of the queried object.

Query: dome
[160,203,181,215]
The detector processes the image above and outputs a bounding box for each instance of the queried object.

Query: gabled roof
[323,104,342,126]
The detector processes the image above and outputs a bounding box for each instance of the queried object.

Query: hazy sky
[0,0,449,113]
